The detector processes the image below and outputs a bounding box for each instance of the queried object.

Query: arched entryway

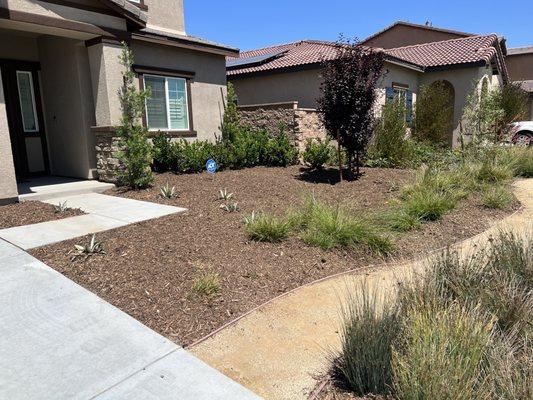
[428,80,455,144]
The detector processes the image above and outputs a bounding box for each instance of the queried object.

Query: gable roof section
[361,21,474,45]
[98,0,147,28]
[227,35,507,80]
[385,34,498,68]
[227,40,339,76]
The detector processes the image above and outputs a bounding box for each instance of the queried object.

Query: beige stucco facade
[231,68,322,109]
[231,61,500,147]
[0,69,18,203]
[0,0,236,202]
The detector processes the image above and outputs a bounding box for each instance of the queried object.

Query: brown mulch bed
[314,379,393,399]
[0,201,85,229]
[30,166,518,347]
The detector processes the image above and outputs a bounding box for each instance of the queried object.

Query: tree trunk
[337,130,342,182]
[355,151,360,177]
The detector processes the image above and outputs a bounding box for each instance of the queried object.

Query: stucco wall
[0,31,39,61]
[144,0,185,34]
[230,68,323,109]
[0,0,127,31]
[132,41,228,141]
[363,25,467,49]
[39,36,97,178]
[506,53,533,81]
[0,69,18,203]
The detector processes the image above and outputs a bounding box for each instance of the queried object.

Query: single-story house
[505,46,533,120]
[0,0,238,204]
[227,23,508,149]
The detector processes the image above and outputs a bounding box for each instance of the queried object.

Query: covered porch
[0,16,125,204]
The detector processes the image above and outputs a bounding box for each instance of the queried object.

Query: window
[144,75,190,131]
[385,85,413,123]
[16,71,39,133]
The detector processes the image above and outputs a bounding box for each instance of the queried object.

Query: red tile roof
[227,35,508,81]
[227,40,339,76]
[384,34,500,69]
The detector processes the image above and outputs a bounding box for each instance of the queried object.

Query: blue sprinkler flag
[206,159,218,174]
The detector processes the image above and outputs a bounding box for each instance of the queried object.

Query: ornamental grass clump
[331,284,401,396]
[295,196,393,254]
[481,185,514,209]
[332,230,532,399]
[244,212,291,243]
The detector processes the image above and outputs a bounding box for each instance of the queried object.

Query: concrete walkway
[0,238,260,399]
[191,179,533,400]
[0,193,185,249]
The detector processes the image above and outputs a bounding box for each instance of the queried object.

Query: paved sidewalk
[191,179,532,400]
[0,193,185,249]
[0,238,260,399]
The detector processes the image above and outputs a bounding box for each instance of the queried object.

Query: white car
[510,121,533,146]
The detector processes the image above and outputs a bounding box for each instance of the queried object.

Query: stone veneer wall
[237,102,327,150]
[93,128,123,183]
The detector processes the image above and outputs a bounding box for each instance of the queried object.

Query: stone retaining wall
[237,102,327,150]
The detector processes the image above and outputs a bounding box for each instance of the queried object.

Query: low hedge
[151,128,298,174]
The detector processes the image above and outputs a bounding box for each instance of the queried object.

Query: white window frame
[16,70,39,133]
[144,74,190,132]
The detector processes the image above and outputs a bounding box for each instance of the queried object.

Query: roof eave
[98,0,147,29]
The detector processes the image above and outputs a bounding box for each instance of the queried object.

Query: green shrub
[414,82,455,144]
[244,212,291,243]
[368,100,410,167]
[332,285,401,396]
[172,140,216,173]
[230,128,269,168]
[296,197,393,254]
[116,43,153,189]
[392,304,494,400]
[481,185,514,209]
[151,132,175,172]
[303,137,335,170]
[263,128,298,167]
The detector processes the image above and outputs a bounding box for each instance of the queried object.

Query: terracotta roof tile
[227,35,507,79]
[384,34,500,68]
[227,40,339,76]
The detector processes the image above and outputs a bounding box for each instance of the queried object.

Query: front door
[1,61,49,180]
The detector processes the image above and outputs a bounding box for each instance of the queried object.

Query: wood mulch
[30,166,518,347]
[0,201,85,229]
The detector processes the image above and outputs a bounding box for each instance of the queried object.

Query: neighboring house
[228,33,507,148]
[360,20,473,49]
[506,46,533,120]
[0,0,238,204]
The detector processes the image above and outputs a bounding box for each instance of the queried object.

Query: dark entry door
[1,61,49,180]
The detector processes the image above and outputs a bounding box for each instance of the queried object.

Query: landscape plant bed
[30,166,519,346]
[0,200,84,229]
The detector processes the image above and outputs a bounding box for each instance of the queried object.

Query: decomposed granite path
[190,179,533,400]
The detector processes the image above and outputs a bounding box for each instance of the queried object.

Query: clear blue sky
[185,0,532,51]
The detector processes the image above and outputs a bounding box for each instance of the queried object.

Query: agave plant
[222,202,240,212]
[71,234,105,261]
[218,188,234,201]
[160,184,178,199]
[54,201,70,213]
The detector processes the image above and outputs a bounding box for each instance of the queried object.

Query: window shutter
[405,91,413,123]
[385,87,394,103]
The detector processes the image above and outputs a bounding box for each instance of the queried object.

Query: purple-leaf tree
[318,37,384,180]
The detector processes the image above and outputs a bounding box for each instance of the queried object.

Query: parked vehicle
[509,121,533,146]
